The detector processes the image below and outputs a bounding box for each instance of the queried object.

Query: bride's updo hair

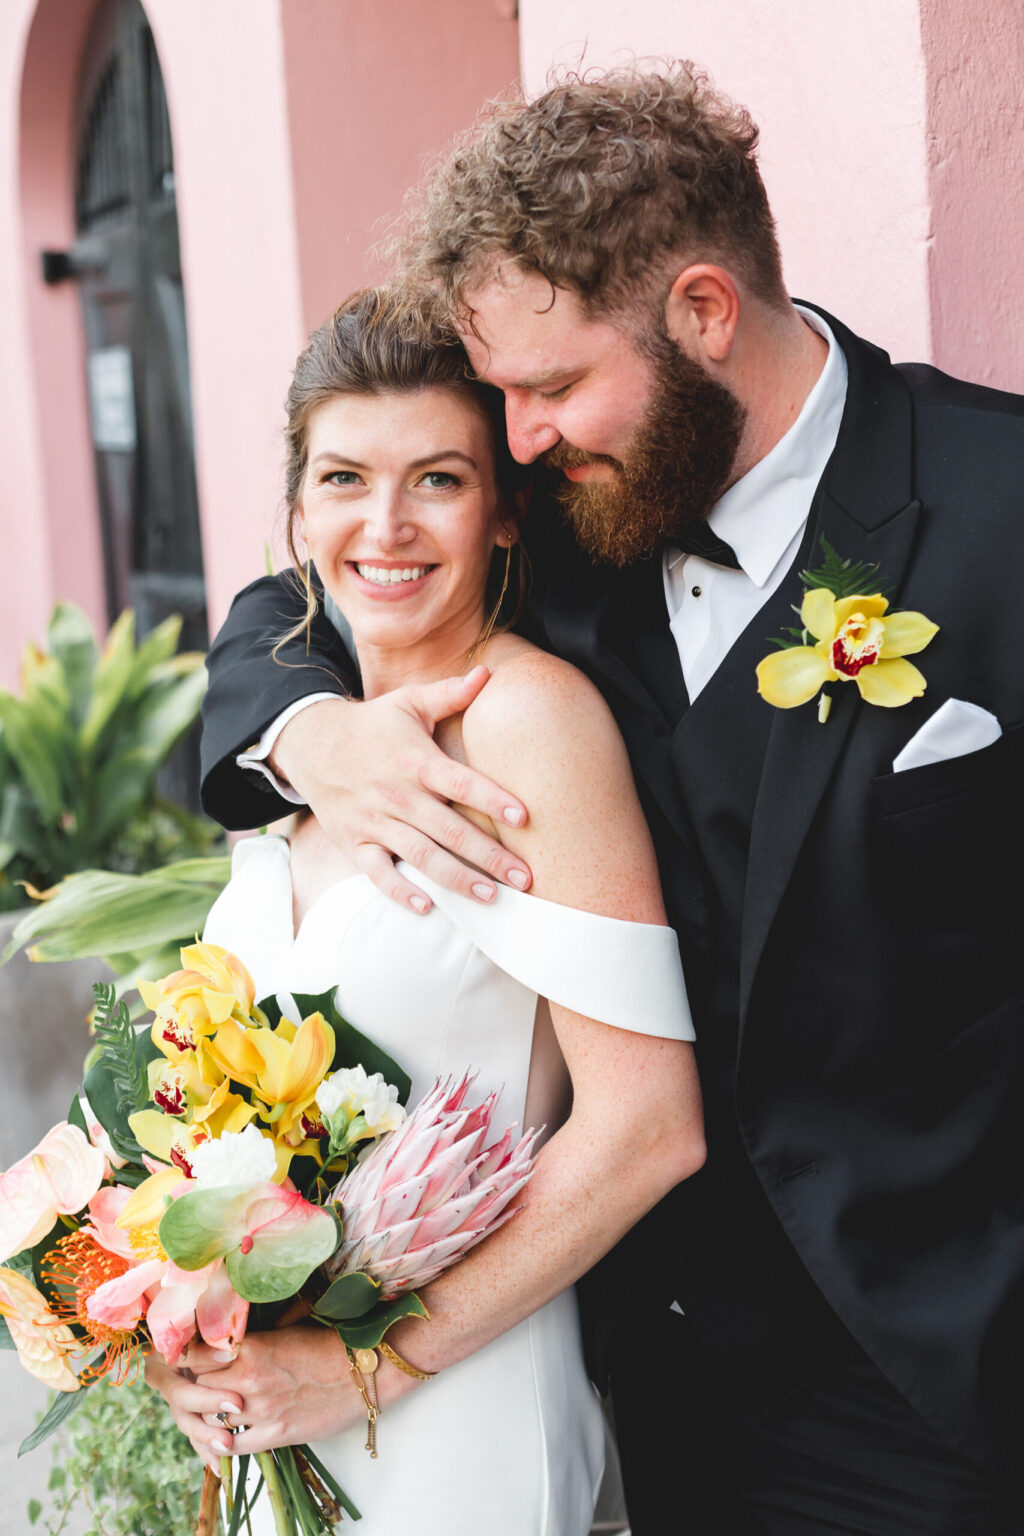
[279,285,528,656]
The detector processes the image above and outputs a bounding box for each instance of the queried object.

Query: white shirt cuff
[236,692,342,805]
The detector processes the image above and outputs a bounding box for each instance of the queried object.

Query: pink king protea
[327,1074,538,1298]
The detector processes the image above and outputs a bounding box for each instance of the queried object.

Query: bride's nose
[364,488,417,548]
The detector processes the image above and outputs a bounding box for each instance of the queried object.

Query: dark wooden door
[69,0,207,807]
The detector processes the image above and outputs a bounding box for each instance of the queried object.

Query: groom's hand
[269,665,532,912]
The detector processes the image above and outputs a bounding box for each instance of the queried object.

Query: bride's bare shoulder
[462,638,621,766]
[460,638,662,920]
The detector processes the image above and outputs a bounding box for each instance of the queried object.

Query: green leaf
[67,1092,88,1136]
[46,604,98,730]
[2,859,230,966]
[27,1497,41,1524]
[19,1383,89,1456]
[799,535,890,602]
[0,1315,16,1349]
[91,981,150,1119]
[81,1032,158,1164]
[78,609,137,757]
[0,697,64,825]
[312,1271,381,1322]
[292,991,412,1106]
[334,1290,429,1351]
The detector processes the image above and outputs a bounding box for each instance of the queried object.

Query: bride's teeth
[356,564,429,585]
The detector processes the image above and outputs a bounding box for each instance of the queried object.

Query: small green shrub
[29,1375,204,1536]
[0,603,214,912]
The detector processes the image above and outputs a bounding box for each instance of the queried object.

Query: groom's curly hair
[396,62,787,327]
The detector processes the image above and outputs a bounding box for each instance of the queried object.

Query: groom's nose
[504,393,561,464]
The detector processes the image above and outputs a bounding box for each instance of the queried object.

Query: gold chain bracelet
[346,1347,381,1457]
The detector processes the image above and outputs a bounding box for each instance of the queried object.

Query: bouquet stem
[257,1451,297,1536]
[197,1466,223,1535]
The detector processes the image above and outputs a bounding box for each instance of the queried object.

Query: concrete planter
[0,910,111,1168]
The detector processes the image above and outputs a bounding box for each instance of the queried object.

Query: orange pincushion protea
[42,1231,148,1383]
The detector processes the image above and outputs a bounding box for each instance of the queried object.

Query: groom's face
[459,265,744,566]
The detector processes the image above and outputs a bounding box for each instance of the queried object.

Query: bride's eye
[419,471,460,489]
[325,469,361,487]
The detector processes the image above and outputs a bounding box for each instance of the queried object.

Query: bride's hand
[187,1327,401,1457]
[144,1350,246,1476]
[269,668,532,912]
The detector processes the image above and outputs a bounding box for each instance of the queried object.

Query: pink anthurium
[0,1123,107,1262]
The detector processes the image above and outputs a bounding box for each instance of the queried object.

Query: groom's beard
[546,339,746,568]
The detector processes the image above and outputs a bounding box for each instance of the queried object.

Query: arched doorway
[46,0,208,805]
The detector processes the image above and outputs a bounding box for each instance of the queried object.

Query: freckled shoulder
[459,643,665,923]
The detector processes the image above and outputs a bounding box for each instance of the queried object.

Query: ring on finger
[214,1410,251,1436]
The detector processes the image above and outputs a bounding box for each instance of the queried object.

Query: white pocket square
[892,698,1002,774]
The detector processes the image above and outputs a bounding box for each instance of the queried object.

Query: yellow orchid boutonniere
[756,539,938,722]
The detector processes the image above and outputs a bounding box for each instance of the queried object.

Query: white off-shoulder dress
[203,833,694,1536]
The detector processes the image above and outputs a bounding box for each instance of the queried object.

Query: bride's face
[299,387,507,664]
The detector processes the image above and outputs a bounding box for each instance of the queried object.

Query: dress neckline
[249,833,373,946]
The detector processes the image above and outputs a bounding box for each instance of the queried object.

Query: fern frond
[92,981,148,1117]
[799,535,890,601]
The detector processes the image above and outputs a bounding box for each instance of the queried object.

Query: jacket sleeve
[199,571,358,830]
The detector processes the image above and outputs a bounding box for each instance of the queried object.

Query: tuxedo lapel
[739,309,924,1031]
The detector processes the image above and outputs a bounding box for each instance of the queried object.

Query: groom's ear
[664,264,740,364]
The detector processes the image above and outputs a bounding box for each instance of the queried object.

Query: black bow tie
[672,521,742,571]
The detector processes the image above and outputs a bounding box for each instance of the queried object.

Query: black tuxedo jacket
[200,307,1024,1478]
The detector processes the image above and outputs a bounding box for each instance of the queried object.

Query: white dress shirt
[240,307,848,796]
[663,306,847,700]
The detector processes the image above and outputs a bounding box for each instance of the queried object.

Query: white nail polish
[410,894,430,914]
[471,882,495,902]
[508,869,529,891]
[503,806,525,827]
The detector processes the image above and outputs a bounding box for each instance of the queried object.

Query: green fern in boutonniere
[755,537,938,723]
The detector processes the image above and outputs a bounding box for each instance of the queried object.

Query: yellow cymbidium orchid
[208,1011,335,1125]
[129,1077,256,1172]
[139,943,258,1057]
[756,589,939,710]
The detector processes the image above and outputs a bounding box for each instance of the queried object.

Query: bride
[145,286,704,1533]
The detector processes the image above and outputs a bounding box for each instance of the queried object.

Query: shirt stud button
[691,585,702,598]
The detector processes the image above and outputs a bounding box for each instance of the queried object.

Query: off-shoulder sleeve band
[399,864,695,1042]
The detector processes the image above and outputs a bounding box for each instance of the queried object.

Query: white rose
[189,1124,277,1189]
[317,1066,405,1138]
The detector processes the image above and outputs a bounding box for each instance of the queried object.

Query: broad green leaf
[2,861,229,965]
[0,696,64,824]
[123,615,183,700]
[312,1271,381,1321]
[333,1290,429,1351]
[19,1383,89,1456]
[293,992,412,1106]
[78,609,137,756]
[45,604,98,729]
[27,1497,41,1524]
[0,1315,15,1349]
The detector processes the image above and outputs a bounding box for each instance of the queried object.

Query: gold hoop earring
[303,556,316,655]
[465,539,513,670]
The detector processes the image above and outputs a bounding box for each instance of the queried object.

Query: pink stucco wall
[0,0,106,689]
[920,0,1024,390]
[281,0,519,337]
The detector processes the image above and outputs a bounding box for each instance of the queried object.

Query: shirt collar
[667,306,848,589]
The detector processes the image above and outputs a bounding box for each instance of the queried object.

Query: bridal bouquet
[0,944,537,1535]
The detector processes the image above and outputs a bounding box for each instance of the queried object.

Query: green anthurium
[158,1181,340,1304]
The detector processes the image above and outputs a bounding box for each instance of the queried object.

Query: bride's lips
[346,561,438,599]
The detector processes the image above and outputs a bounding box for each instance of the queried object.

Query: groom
[201,66,1024,1533]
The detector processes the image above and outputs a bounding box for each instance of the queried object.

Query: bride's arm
[171,650,703,1457]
